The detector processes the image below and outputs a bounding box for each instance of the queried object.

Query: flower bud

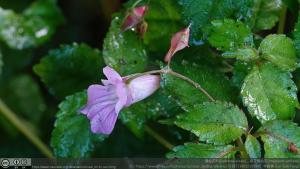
[164,25,190,62]
[127,75,160,104]
[137,21,148,38]
[121,6,148,32]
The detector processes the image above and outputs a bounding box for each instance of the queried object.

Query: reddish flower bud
[164,25,190,62]
[121,6,148,32]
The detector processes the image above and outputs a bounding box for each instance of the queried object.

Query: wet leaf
[33,43,104,99]
[179,0,252,40]
[241,62,299,123]
[259,120,300,158]
[208,19,254,52]
[167,143,236,158]
[175,102,248,145]
[0,0,63,49]
[245,134,261,158]
[232,61,253,88]
[103,13,148,76]
[293,12,300,57]
[51,91,106,157]
[259,34,297,71]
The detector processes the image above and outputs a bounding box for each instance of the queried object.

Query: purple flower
[80,66,160,135]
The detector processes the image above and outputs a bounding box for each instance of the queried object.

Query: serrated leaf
[51,91,106,157]
[259,120,300,158]
[33,43,104,99]
[208,19,254,52]
[175,102,248,145]
[103,14,148,76]
[143,0,183,52]
[167,143,236,158]
[179,0,252,41]
[161,62,237,109]
[241,62,299,123]
[0,0,63,49]
[245,134,261,158]
[251,0,283,31]
[259,34,297,71]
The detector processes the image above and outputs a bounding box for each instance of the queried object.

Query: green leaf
[143,0,183,52]
[259,120,300,158]
[51,91,106,157]
[175,102,248,145]
[103,13,148,75]
[222,48,259,61]
[241,62,299,123]
[33,43,104,99]
[259,34,297,71]
[0,0,63,49]
[208,19,254,52]
[251,0,283,31]
[245,134,261,158]
[161,62,237,109]
[167,143,236,158]
[179,0,252,40]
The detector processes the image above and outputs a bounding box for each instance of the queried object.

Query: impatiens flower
[164,25,191,62]
[121,5,148,32]
[80,66,160,135]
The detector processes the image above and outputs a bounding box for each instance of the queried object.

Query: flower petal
[91,109,118,134]
[103,66,122,84]
[115,82,129,113]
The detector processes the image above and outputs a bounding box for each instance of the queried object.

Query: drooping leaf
[167,143,236,158]
[161,62,238,109]
[0,0,63,49]
[51,91,106,157]
[103,13,148,76]
[208,19,254,52]
[179,0,253,41]
[245,134,261,158]
[143,0,183,52]
[241,62,299,123]
[258,120,300,158]
[250,0,283,31]
[175,102,248,145]
[33,43,104,99]
[259,34,297,71]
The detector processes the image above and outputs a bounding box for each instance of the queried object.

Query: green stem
[145,125,174,150]
[0,99,53,158]
[277,4,287,34]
